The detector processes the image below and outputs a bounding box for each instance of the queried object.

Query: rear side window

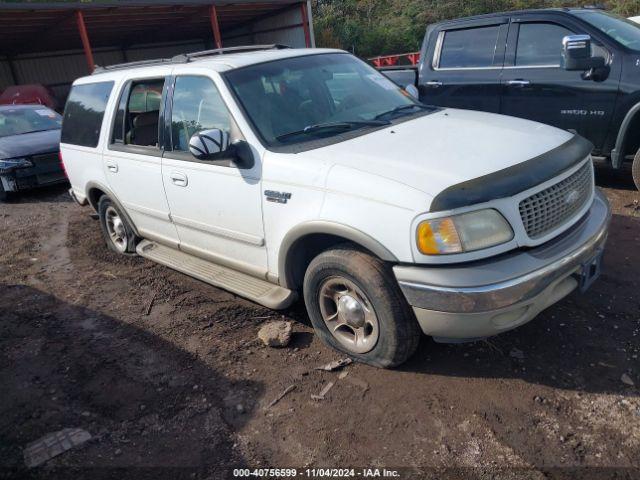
[61,82,113,147]
[439,26,500,68]
[516,23,573,66]
[111,79,165,148]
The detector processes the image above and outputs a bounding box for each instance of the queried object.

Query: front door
[103,74,180,247]
[500,17,620,153]
[161,74,267,277]
[419,19,508,113]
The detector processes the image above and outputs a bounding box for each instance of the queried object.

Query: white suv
[61,46,610,367]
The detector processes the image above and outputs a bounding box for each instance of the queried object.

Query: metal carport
[0,0,314,101]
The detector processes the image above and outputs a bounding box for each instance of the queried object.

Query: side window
[170,76,231,152]
[111,79,165,148]
[438,25,501,69]
[126,80,164,147]
[516,23,573,67]
[61,81,113,147]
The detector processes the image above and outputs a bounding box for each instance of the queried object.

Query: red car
[0,84,59,112]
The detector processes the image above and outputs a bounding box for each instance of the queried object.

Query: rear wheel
[98,196,137,255]
[303,245,421,368]
[633,149,640,191]
[0,183,6,202]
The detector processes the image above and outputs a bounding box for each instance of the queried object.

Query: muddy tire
[303,245,421,368]
[98,196,137,255]
[0,183,6,202]
[633,149,640,191]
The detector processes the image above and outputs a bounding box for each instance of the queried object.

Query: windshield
[0,107,62,138]
[573,10,640,51]
[224,53,421,146]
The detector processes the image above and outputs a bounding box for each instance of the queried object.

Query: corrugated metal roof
[0,1,302,55]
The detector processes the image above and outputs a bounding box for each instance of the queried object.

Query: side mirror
[188,129,255,169]
[189,128,230,160]
[562,34,606,72]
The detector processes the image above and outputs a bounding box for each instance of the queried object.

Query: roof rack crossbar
[92,44,291,74]
[171,44,290,62]
[93,57,174,74]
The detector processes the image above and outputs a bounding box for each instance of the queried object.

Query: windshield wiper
[14,128,58,136]
[374,104,432,121]
[276,120,389,142]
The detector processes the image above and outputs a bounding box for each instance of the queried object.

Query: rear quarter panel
[61,76,123,206]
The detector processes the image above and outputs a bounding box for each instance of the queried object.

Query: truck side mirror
[189,128,230,160]
[562,34,606,71]
[188,129,254,169]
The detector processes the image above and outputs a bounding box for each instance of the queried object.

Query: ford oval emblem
[565,190,581,205]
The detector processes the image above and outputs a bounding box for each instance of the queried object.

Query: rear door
[419,18,508,113]
[500,13,620,152]
[103,72,180,247]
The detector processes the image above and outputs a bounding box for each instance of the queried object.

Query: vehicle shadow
[2,183,71,204]
[594,160,637,191]
[0,283,262,478]
[399,213,639,397]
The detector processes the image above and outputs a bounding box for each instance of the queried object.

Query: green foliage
[312,0,640,58]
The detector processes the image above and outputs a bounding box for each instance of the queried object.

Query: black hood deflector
[430,135,594,212]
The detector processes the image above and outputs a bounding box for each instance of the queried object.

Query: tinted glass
[111,85,129,144]
[516,23,572,66]
[171,76,231,152]
[0,107,61,138]
[439,26,500,68]
[61,82,113,147]
[225,53,417,146]
[573,10,640,51]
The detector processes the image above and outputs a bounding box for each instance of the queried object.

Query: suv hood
[310,108,575,202]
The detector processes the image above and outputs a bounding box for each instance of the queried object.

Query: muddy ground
[0,164,639,480]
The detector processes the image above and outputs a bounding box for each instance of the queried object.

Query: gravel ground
[0,165,638,480]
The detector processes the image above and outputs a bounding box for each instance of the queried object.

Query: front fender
[278,221,399,289]
[611,100,640,169]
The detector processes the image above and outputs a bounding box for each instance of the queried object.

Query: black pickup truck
[380,8,640,189]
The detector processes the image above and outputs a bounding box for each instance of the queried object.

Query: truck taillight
[59,151,67,178]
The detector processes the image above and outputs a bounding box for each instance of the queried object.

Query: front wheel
[303,245,421,368]
[633,148,640,191]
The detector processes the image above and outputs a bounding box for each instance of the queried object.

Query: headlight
[416,209,513,255]
[0,158,33,173]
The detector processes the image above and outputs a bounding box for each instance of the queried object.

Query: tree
[312,0,640,58]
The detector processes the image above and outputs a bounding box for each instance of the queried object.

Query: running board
[136,240,296,310]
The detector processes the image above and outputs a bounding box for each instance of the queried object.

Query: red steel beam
[368,52,421,67]
[75,10,95,72]
[209,4,222,49]
[300,2,311,48]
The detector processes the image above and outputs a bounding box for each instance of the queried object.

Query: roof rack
[93,57,174,74]
[92,44,290,74]
[171,44,290,62]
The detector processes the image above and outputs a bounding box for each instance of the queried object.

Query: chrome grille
[519,162,593,239]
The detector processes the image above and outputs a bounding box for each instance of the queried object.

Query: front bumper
[394,190,611,341]
[0,166,66,193]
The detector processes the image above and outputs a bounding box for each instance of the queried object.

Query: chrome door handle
[507,80,531,87]
[425,81,443,87]
[170,172,188,187]
[106,162,118,173]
